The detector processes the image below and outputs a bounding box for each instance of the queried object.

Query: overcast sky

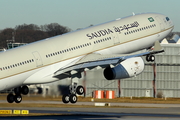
[0,0,179,31]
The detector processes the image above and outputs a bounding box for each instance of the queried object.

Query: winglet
[153,41,162,51]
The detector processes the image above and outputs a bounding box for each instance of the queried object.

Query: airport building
[79,42,180,98]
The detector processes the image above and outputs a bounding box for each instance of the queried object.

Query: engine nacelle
[103,57,144,80]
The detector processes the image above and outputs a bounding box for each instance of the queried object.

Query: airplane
[0,12,174,104]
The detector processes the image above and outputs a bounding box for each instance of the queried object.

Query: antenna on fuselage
[132,12,135,16]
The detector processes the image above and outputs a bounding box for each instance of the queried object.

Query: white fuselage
[0,13,174,91]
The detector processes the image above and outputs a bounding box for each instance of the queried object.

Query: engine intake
[103,57,144,80]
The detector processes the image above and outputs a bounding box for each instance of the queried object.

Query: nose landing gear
[146,54,155,62]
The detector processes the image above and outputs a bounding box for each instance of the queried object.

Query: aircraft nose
[167,17,174,28]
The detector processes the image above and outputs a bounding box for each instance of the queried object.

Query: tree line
[0,23,178,49]
[0,23,71,48]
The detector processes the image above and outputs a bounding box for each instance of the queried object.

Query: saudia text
[86,21,139,40]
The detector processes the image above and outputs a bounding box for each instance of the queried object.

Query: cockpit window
[166,17,170,21]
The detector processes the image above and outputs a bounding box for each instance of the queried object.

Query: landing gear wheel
[146,54,155,62]
[62,94,70,104]
[14,87,21,95]
[69,94,77,104]
[21,86,29,95]
[14,94,22,103]
[76,86,84,95]
[7,93,14,103]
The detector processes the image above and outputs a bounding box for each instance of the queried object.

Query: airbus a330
[0,12,174,104]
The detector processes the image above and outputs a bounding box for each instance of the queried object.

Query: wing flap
[53,57,121,79]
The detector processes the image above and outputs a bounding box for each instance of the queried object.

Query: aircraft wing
[53,41,164,79]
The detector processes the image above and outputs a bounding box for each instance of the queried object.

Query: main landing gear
[7,85,29,103]
[62,83,85,104]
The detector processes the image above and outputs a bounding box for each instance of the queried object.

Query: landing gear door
[32,51,43,67]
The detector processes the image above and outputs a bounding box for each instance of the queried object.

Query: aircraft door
[32,51,43,67]
[155,16,165,31]
[112,32,120,45]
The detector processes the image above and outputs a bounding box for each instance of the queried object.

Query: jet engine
[103,57,144,80]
